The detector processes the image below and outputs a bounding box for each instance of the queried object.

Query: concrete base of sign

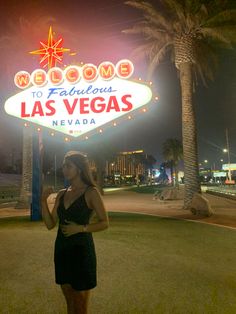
[190,193,214,217]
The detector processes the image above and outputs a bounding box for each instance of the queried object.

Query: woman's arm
[85,186,109,232]
[41,188,63,230]
[60,187,109,237]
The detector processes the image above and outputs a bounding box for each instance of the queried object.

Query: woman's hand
[42,187,54,202]
[60,220,82,237]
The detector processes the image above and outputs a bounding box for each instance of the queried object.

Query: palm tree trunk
[170,161,174,186]
[15,127,32,209]
[94,158,105,195]
[174,165,179,187]
[179,62,201,208]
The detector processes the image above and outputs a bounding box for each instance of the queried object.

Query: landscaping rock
[158,186,184,200]
[190,193,214,217]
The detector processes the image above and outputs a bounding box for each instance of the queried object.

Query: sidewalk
[1,190,236,229]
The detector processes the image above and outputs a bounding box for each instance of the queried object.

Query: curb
[109,210,236,231]
[206,190,236,201]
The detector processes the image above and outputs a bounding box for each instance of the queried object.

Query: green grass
[1,213,236,313]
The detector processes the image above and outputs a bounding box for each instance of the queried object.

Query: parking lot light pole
[225,128,232,181]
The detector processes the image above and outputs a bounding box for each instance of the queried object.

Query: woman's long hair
[64,151,97,187]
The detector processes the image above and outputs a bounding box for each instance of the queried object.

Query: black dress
[54,187,97,291]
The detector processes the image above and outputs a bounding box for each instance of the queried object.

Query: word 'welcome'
[15,59,134,89]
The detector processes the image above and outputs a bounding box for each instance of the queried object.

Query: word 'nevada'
[15,59,134,89]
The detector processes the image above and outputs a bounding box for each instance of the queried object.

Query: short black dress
[54,187,97,291]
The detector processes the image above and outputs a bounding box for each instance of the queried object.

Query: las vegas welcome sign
[4,28,153,138]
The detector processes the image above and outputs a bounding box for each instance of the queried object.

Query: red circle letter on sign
[14,71,31,89]
[48,67,64,85]
[64,66,81,84]
[116,59,134,79]
[82,64,98,82]
[31,69,47,87]
[98,62,115,80]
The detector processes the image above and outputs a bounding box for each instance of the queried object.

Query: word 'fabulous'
[15,59,134,89]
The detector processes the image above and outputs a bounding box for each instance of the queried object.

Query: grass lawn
[1,212,236,313]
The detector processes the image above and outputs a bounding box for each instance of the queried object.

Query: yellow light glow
[29,26,70,69]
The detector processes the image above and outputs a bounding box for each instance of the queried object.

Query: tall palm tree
[162,138,183,186]
[123,0,236,208]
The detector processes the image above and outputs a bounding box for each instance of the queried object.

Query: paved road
[1,190,236,229]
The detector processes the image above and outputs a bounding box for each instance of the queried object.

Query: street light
[225,128,232,181]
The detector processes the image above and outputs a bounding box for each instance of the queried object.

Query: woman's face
[62,159,80,181]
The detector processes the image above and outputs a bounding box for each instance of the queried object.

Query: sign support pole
[31,130,43,221]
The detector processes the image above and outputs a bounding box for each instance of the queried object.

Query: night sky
[0,0,235,168]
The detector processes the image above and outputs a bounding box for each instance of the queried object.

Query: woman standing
[41,151,109,314]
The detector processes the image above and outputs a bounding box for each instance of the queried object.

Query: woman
[41,151,109,314]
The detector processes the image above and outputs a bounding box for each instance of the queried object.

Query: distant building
[105,150,156,177]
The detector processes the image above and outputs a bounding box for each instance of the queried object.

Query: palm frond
[193,39,219,86]
[184,0,204,15]
[203,9,236,27]
[147,41,173,78]
[191,4,210,28]
[125,0,173,32]
[123,22,167,40]
[129,41,155,61]
[162,0,186,22]
[200,27,232,44]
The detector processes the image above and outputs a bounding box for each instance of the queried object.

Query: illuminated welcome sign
[4,28,153,138]
[5,61,152,137]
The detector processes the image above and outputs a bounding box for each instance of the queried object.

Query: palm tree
[162,138,183,186]
[123,0,236,208]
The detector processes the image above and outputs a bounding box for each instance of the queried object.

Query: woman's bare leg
[73,289,91,314]
[61,284,75,314]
